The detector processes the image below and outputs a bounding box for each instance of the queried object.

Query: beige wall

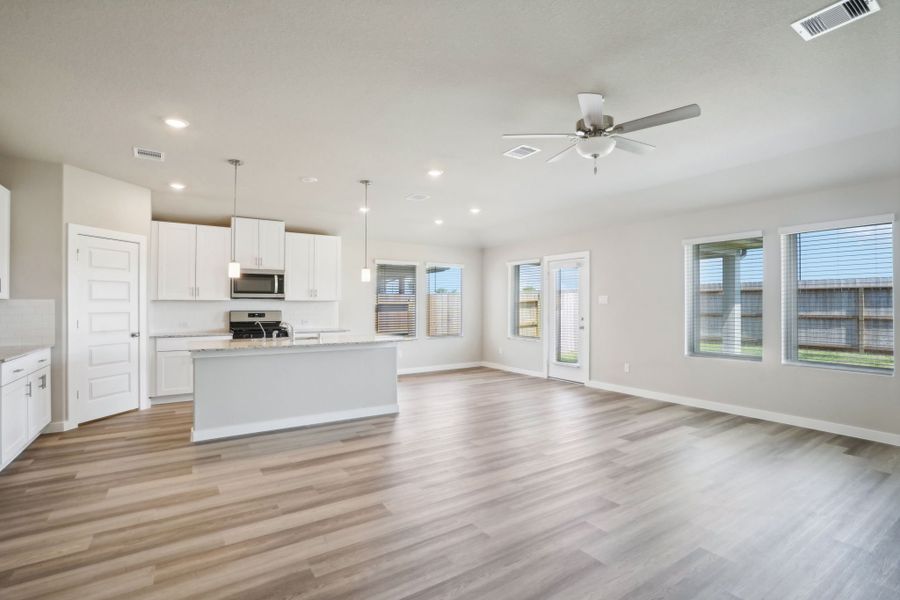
[483,176,900,437]
[63,164,152,238]
[0,155,66,421]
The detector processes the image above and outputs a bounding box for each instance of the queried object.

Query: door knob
[130,332,140,338]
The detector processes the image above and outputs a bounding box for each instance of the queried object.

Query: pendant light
[359,179,371,282]
[227,159,243,278]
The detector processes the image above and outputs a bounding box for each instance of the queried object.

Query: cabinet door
[232,217,259,269]
[195,225,232,300]
[156,351,193,396]
[156,222,197,300]
[0,185,10,300]
[1,377,29,466]
[258,220,285,270]
[284,233,313,301]
[28,367,51,438]
[313,236,341,301]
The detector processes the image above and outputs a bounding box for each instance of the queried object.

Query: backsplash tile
[0,299,55,346]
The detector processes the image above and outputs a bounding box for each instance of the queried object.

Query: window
[426,264,462,337]
[510,261,542,338]
[375,262,417,336]
[782,217,894,373]
[685,233,764,360]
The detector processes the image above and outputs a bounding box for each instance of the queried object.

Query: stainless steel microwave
[231,271,285,299]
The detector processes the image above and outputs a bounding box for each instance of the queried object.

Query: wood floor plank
[0,367,897,599]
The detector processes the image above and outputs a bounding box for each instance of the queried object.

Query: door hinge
[76,248,80,262]
[76,390,80,400]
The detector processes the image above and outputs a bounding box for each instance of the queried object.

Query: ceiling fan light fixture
[576,136,616,159]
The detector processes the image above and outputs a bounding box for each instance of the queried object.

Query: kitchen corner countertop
[0,345,53,363]
[189,334,402,354]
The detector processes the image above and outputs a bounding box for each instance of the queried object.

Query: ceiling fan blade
[577,93,605,129]
[502,133,573,139]
[612,104,701,134]
[612,136,655,155]
[546,143,577,163]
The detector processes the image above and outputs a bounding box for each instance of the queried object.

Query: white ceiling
[0,0,898,247]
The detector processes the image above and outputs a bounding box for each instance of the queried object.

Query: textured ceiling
[0,0,898,247]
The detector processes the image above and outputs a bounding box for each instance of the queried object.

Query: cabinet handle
[40,374,47,389]
[38,358,47,363]
[13,368,23,373]
[196,286,200,298]
[26,381,32,398]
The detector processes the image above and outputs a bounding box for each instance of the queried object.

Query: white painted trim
[585,380,900,447]
[43,420,79,433]
[151,394,193,405]
[398,361,481,375]
[506,258,541,266]
[190,403,399,442]
[778,213,894,235]
[479,361,546,379]
[67,224,150,426]
[374,259,419,266]
[425,262,464,270]
[682,230,764,246]
[507,261,544,340]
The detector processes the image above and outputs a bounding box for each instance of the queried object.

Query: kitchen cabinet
[284,232,341,301]
[0,184,10,300]
[153,222,231,301]
[152,335,232,399]
[232,217,284,270]
[0,348,52,471]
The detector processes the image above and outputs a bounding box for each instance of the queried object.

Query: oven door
[231,272,285,299]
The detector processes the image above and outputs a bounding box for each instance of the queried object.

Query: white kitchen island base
[190,338,398,442]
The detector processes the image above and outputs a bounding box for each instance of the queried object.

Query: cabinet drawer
[1,348,51,385]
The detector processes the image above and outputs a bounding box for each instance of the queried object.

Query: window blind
[511,262,541,338]
[783,221,893,372]
[375,263,417,336]
[685,236,764,359]
[555,266,581,364]
[427,265,462,337]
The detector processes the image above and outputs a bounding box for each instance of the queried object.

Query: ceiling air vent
[133,146,165,162]
[503,144,541,160]
[792,0,880,40]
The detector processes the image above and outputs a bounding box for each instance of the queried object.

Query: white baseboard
[398,362,482,375]
[479,361,546,379]
[151,394,193,405]
[43,420,78,433]
[586,380,900,447]
[191,403,399,442]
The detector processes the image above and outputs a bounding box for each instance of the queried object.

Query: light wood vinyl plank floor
[0,367,898,599]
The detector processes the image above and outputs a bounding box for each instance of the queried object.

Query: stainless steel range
[229,310,289,339]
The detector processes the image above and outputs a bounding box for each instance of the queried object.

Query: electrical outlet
[597,295,609,305]
[623,362,630,374]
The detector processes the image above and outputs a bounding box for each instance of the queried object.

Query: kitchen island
[189,334,399,442]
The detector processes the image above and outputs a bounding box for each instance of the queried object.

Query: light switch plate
[597,295,609,305]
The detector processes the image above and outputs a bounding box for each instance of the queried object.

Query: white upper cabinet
[232,217,284,270]
[313,235,340,301]
[153,221,231,301]
[284,232,341,301]
[284,233,314,301]
[258,220,285,270]
[195,225,232,300]
[155,222,196,300]
[0,185,10,300]
[231,217,259,268]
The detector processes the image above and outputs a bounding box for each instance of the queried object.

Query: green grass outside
[557,351,578,364]
[698,341,893,370]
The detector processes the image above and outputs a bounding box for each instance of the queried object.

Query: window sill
[426,335,464,340]
[685,352,762,363]
[507,335,542,342]
[782,359,894,377]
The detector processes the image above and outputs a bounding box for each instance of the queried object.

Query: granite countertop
[150,331,232,338]
[189,334,402,354]
[0,345,52,363]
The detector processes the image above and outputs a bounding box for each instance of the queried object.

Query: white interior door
[72,234,140,423]
[547,257,588,383]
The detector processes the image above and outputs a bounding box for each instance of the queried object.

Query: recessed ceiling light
[469,207,481,214]
[434,219,444,225]
[427,169,444,178]
[301,176,318,183]
[169,182,186,190]
[406,193,430,202]
[164,117,190,129]
[359,206,370,213]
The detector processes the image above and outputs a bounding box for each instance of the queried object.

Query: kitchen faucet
[281,321,294,340]
[254,320,266,338]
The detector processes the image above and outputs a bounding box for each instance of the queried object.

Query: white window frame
[374,259,420,340]
[508,259,542,341]
[425,262,464,338]
[779,213,896,376]
[683,230,764,362]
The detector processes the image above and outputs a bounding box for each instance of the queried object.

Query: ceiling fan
[503,93,701,174]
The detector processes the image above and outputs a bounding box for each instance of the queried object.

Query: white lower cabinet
[153,336,232,399]
[0,349,52,471]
